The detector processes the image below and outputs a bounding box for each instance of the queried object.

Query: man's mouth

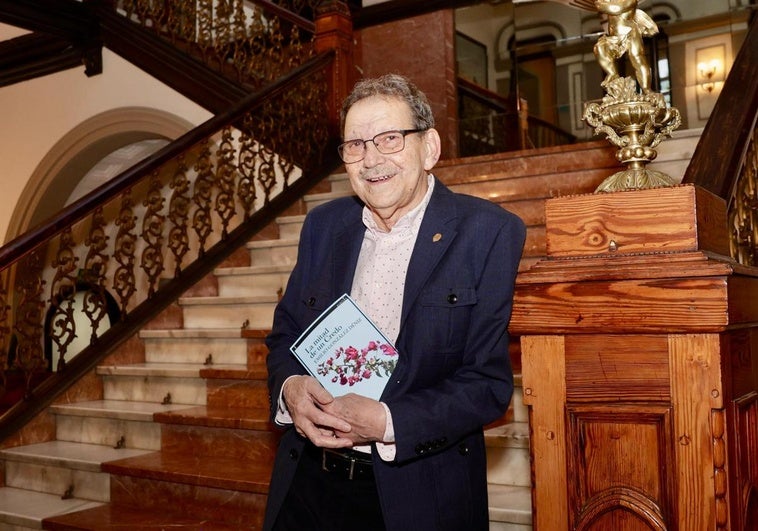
[365,174,393,183]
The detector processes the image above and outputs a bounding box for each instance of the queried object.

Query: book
[290,294,398,400]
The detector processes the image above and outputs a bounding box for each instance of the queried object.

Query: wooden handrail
[681,12,758,199]
[457,76,576,154]
[0,52,334,271]
[457,76,514,114]
[0,51,341,439]
[250,0,316,33]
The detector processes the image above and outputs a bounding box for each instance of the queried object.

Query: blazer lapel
[332,203,366,297]
[400,180,458,326]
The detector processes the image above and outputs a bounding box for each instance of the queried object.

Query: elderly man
[264,73,526,531]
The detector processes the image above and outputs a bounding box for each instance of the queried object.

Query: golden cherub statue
[593,0,658,94]
[580,0,681,192]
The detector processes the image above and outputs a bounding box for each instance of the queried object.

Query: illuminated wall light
[697,59,722,93]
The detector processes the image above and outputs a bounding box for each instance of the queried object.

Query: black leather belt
[306,444,374,481]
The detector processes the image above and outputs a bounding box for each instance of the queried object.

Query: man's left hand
[324,393,387,444]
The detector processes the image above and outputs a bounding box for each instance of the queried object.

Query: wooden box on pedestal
[510,184,758,530]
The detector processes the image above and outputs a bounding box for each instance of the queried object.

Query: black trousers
[272,444,386,531]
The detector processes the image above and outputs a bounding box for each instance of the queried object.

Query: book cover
[290,294,398,400]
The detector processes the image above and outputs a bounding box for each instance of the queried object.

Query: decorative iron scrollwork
[729,125,758,266]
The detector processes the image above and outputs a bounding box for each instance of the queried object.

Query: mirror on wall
[454,0,754,152]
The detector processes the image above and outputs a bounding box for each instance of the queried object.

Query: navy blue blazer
[264,178,526,531]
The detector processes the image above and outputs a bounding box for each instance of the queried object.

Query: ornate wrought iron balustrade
[0,53,335,434]
[113,0,323,89]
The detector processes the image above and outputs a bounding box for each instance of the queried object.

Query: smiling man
[264,74,526,531]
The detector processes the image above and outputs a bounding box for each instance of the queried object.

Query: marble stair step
[447,168,611,204]
[0,441,152,503]
[488,484,533,531]
[51,400,195,451]
[214,264,293,297]
[275,214,305,240]
[0,487,103,530]
[156,405,279,461]
[488,196,546,227]
[485,422,531,487]
[325,172,351,193]
[177,294,278,329]
[98,451,271,527]
[42,503,247,530]
[96,362,230,406]
[140,328,249,365]
[303,188,355,210]
[202,365,270,409]
[246,237,299,267]
[102,450,272,494]
[511,376,527,423]
[433,141,617,185]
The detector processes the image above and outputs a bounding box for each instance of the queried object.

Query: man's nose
[362,140,384,166]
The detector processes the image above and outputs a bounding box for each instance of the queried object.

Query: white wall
[0,23,212,244]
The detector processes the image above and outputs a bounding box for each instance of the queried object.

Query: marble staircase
[0,139,700,530]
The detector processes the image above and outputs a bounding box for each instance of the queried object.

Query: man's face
[343,95,440,231]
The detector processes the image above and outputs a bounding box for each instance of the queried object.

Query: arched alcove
[5,107,193,242]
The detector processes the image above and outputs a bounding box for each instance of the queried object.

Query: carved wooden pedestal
[510,185,758,530]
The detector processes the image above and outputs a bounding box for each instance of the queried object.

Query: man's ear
[423,128,442,171]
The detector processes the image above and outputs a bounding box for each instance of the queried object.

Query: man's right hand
[282,375,354,448]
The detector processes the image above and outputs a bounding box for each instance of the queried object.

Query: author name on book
[304,316,363,361]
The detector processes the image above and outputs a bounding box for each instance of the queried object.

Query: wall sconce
[697,59,722,93]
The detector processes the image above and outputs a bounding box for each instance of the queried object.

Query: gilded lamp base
[584,77,681,193]
[595,167,677,193]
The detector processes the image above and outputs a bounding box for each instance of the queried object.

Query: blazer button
[447,293,458,304]
[307,297,316,307]
[458,443,470,456]
[289,448,299,460]
[415,444,426,455]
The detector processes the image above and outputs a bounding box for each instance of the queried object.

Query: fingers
[283,375,353,446]
[325,393,386,442]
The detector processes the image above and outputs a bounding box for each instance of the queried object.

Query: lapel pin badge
[433,233,442,242]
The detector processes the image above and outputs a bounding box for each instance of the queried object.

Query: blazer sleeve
[265,212,317,423]
[265,198,363,423]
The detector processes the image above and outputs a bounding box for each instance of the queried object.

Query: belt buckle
[322,449,357,480]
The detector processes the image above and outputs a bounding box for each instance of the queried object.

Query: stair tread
[51,399,196,420]
[140,328,246,339]
[246,237,299,249]
[178,294,278,305]
[201,365,266,380]
[0,441,153,471]
[0,486,104,527]
[488,484,533,525]
[275,214,305,223]
[304,189,354,201]
[154,405,271,430]
[97,362,247,378]
[214,264,293,275]
[485,421,530,449]
[42,502,245,530]
[102,451,272,494]
[241,328,270,339]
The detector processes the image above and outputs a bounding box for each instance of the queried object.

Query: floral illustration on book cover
[290,294,398,399]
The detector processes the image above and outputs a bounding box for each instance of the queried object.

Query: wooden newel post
[315,0,354,138]
[510,184,758,530]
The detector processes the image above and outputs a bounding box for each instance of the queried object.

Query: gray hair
[339,74,435,136]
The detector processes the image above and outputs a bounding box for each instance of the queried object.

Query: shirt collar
[362,173,435,234]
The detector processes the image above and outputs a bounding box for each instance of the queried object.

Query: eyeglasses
[337,129,426,164]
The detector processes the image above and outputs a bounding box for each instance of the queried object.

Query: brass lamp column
[582,0,682,192]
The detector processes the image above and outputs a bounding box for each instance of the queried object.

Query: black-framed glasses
[337,129,426,164]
